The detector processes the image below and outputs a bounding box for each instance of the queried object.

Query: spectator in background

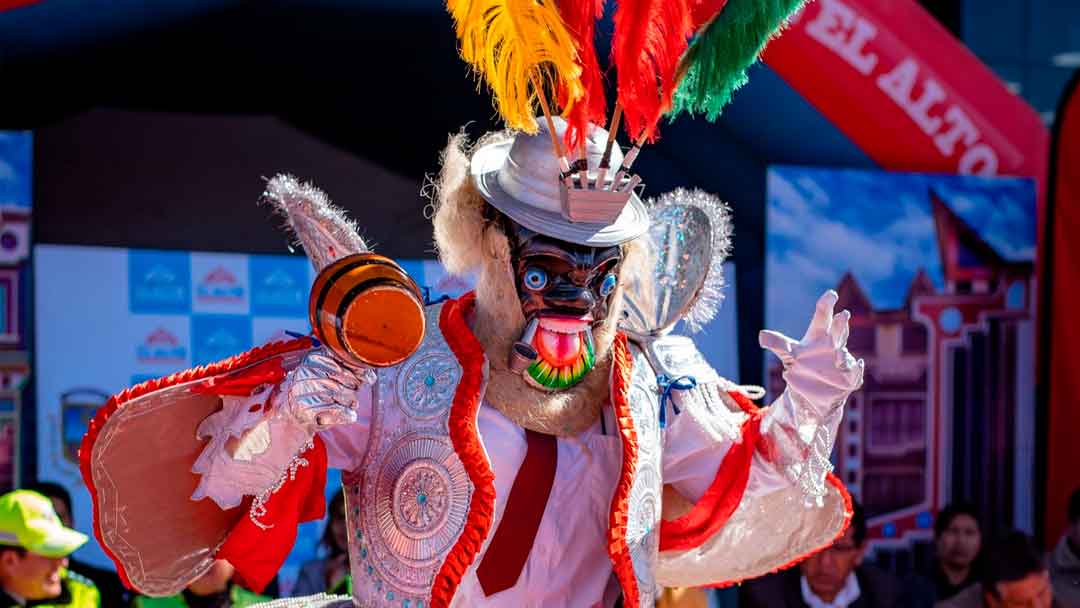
[0,490,99,607]
[292,490,350,597]
[25,482,128,607]
[740,500,907,607]
[931,502,985,602]
[937,530,1054,608]
[1050,487,1080,607]
[133,560,268,608]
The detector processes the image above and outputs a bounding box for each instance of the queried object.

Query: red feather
[690,0,730,29]
[559,0,607,150]
[612,0,693,142]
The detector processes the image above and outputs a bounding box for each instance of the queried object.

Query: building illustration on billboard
[766,167,1036,568]
[0,131,32,493]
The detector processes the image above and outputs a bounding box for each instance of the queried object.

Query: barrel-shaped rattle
[309,253,426,368]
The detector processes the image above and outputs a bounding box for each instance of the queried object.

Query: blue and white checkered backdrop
[34,244,472,593]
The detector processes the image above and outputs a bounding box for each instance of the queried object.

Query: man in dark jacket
[740,500,908,608]
[937,530,1054,608]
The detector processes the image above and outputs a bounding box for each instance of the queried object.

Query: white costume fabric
[80,146,861,608]
[186,289,859,607]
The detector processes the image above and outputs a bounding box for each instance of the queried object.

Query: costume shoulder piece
[621,189,754,429]
[622,188,732,339]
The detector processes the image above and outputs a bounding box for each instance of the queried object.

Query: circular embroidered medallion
[392,460,452,539]
[359,431,471,597]
[396,353,461,419]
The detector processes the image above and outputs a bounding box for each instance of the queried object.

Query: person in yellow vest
[0,490,99,608]
[134,561,267,608]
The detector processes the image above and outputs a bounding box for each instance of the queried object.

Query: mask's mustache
[508,317,539,373]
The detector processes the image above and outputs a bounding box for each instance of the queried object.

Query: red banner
[763,0,1047,185]
[1045,72,1080,547]
[0,0,40,10]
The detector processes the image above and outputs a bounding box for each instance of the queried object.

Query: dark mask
[504,220,623,390]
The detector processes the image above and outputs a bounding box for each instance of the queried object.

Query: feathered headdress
[447,0,585,138]
[444,0,802,221]
[672,0,808,121]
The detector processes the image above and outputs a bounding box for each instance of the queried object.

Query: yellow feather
[447,0,585,132]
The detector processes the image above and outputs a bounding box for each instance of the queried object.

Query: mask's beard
[470,227,622,436]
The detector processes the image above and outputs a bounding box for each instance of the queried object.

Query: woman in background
[930,503,985,602]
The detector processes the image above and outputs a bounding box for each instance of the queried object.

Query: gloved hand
[759,290,864,416]
[278,348,376,431]
[191,346,375,510]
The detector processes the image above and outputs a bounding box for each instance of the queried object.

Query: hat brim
[30,526,88,558]
[471,139,650,247]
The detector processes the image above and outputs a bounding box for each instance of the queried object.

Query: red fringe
[658,406,761,551]
[612,0,693,141]
[605,333,640,607]
[560,0,608,150]
[430,293,496,608]
[78,337,313,590]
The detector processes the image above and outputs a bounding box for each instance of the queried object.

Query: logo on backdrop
[136,327,187,364]
[250,257,309,317]
[59,389,108,464]
[128,251,191,314]
[192,315,252,366]
[196,266,245,304]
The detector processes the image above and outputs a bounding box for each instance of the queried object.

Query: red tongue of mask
[534,327,582,368]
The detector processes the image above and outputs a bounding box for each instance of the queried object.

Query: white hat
[470,117,650,247]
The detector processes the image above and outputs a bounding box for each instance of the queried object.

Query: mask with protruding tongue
[526,315,595,390]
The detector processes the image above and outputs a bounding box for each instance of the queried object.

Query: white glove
[759,290,864,416]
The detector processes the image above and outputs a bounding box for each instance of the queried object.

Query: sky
[765,166,1036,340]
[0,131,32,208]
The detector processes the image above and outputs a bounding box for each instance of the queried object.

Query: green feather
[672,0,807,121]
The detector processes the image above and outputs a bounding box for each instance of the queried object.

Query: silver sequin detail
[347,302,472,608]
[250,594,351,608]
[625,346,663,607]
[249,438,314,530]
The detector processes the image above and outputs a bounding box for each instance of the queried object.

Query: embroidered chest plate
[344,303,472,608]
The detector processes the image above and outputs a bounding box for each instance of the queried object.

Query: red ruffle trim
[606,333,640,608]
[658,406,763,552]
[431,293,496,608]
[78,337,313,590]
